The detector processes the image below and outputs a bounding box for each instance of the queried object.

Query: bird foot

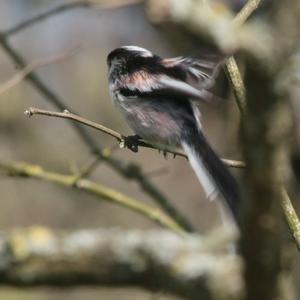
[123,135,141,153]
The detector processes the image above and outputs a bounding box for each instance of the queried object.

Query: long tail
[181,127,240,222]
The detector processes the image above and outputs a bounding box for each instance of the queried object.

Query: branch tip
[119,140,125,149]
[24,108,33,117]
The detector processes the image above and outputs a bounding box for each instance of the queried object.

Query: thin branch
[224,0,262,113]
[233,0,261,27]
[72,155,103,179]
[222,158,245,168]
[24,107,246,169]
[0,227,241,299]
[3,0,142,37]
[0,31,194,234]
[25,107,123,142]
[4,1,92,36]
[0,45,80,96]
[280,187,300,251]
[0,160,185,235]
[224,57,246,114]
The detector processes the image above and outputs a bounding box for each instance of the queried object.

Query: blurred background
[0,0,298,299]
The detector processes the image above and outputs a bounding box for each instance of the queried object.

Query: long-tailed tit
[107,46,240,221]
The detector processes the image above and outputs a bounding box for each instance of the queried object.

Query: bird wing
[119,70,214,103]
[162,56,223,90]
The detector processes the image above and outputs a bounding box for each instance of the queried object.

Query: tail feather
[182,129,240,221]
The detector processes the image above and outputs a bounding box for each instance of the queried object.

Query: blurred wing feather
[162,56,223,89]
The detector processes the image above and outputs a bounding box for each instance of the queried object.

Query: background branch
[4,1,93,36]
[3,0,141,37]
[146,0,273,60]
[0,160,185,235]
[0,227,241,299]
[0,45,80,96]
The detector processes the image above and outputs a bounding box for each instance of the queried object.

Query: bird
[106,45,240,222]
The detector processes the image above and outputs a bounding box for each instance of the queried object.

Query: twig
[68,155,102,184]
[24,107,246,169]
[224,0,261,113]
[74,155,102,179]
[233,0,261,27]
[0,46,80,96]
[280,187,300,251]
[0,31,194,233]
[225,57,246,114]
[0,160,185,235]
[25,107,123,142]
[222,158,245,168]
[4,0,142,37]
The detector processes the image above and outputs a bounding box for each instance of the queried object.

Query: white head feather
[121,46,153,57]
